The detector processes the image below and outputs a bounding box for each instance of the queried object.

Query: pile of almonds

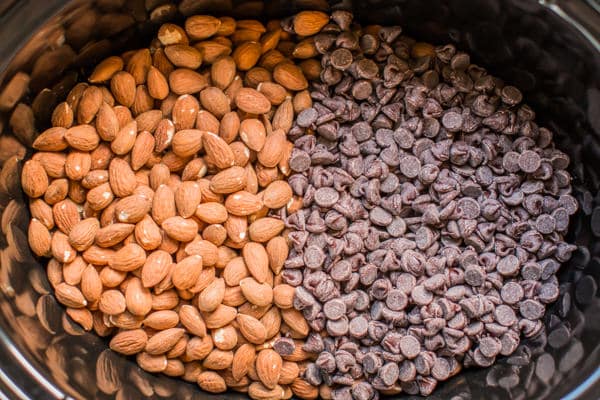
[24,11,332,399]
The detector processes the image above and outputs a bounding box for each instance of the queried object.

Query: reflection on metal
[0,1,596,399]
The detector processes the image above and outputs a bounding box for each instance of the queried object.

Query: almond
[211,325,238,350]
[65,151,91,181]
[248,217,285,242]
[171,129,204,158]
[172,254,203,290]
[272,97,293,133]
[273,62,308,91]
[172,94,199,130]
[238,276,273,308]
[235,88,271,114]
[164,44,203,69]
[195,41,232,64]
[248,382,285,400]
[66,307,93,331]
[203,304,237,329]
[185,15,221,40]
[94,223,134,247]
[77,86,103,124]
[260,307,281,340]
[179,304,207,337]
[211,56,236,89]
[203,131,235,169]
[44,178,68,204]
[145,327,185,355]
[199,87,230,119]
[68,217,100,251]
[225,191,263,216]
[223,257,249,286]
[237,313,267,345]
[52,102,74,128]
[136,110,162,133]
[110,71,136,107]
[239,118,266,151]
[293,11,329,36]
[109,329,148,355]
[99,289,126,315]
[33,151,66,178]
[109,243,147,272]
[273,284,295,309]
[96,102,120,141]
[22,160,49,198]
[111,120,137,155]
[154,119,175,152]
[257,129,286,167]
[232,343,256,380]
[89,56,124,83]
[182,158,208,181]
[158,23,189,45]
[127,49,152,85]
[55,282,87,308]
[81,264,103,303]
[115,194,152,223]
[233,41,262,71]
[242,242,269,283]
[86,182,114,211]
[137,352,168,373]
[281,309,309,336]
[203,349,233,370]
[197,371,226,393]
[263,180,293,209]
[256,349,282,389]
[168,68,209,95]
[147,66,169,100]
[257,82,288,106]
[53,199,81,234]
[143,309,180,330]
[125,277,153,317]
[195,202,228,224]
[152,184,176,225]
[162,216,198,242]
[28,218,52,257]
[33,127,68,151]
[230,141,251,166]
[197,277,225,312]
[225,214,248,243]
[141,250,172,287]
[209,166,246,194]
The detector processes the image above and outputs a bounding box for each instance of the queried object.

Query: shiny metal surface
[0,0,598,399]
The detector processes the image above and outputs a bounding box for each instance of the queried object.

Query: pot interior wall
[0,0,598,399]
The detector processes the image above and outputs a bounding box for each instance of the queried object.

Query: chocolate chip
[518,150,541,173]
[494,305,517,327]
[519,299,545,320]
[324,299,347,320]
[399,335,421,359]
[497,255,520,277]
[500,282,524,305]
[314,187,340,208]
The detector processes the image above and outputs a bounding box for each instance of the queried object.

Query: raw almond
[137,352,168,373]
[152,184,176,224]
[55,282,87,308]
[273,284,295,309]
[273,62,308,91]
[130,131,155,170]
[99,289,126,315]
[96,102,120,141]
[197,277,225,312]
[237,313,267,345]
[248,217,285,242]
[22,160,49,198]
[172,254,203,290]
[195,41,232,64]
[225,214,248,243]
[111,119,137,155]
[28,218,52,257]
[203,132,235,169]
[172,94,199,130]
[209,166,246,194]
[141,250,172,287]
[223,257,249,286]
[125,277,153,316]
[175,181,202,218]
[195,202,228,224]
[281,309,309,336]
[179,304,207,337]
[199,87,230,119]
[77,86,103,124]
[257,81,288,105]
[293,11,329,36]
[232,41,262,71]
[164,44,203,69]
[168,69,209,95]
[272,97,294,133]
[127,49,152,85]
[154,118,175,152]
[232,343,256,380]
[185,15,221,40]
[211,325,238,350]
[110,71,136,107]
[145,327,185,355]
[235,88,271,114]
[144,310,180,330]
[53,199,81,234]
[257,129,286,167]
[225,191,263,216]
[260,306,281,339]
[147,66,169,100]
[68,217,100,251]
[185,239,219,267]
[33,127,68,151]
[197,371,226,393]
[211,56,236,89]
[52,102,74,128]
[239,277,274,307]
[171,129,204,158]
[203,349,233,370]
[242,242,269,283]
[109,243,147,271]
[109,329,148,355]
[115,194,152,223]
[89,56,124,83]
[239,118,266,151]
[202,304,237,330]
[263,180,293,209]
[158,23,189,45]
[256,349,282,389]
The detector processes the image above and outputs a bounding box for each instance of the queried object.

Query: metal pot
[0,0,598,399]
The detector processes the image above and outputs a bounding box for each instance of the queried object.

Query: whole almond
[141,250,172,288]
[232,343,256,380]
[202,349,233,370]
[66,307,93,331]
[182,158,208,181]
[233,41,262,71]
[293,11,329,36]
[209,166,246,194]
[44,178,68,204]
[263,180,293,209]
[147,66,169,100]
[185,15,221,40]
[197,371,226,393]
[33,127,68,151]
[199,87,230,119]
[154,119,175,153]
[89,56,124,83]
[115,194,152,223]
[256,349,282,389]
[203,224,227,246]
[172,254,203,290]
[143,310,179,330]
[162,216,198,242]
[281,309,309,336]
[172,94,200,131]
[110,71,136,107]
[257,129,286,168]
[195,202,228,224]
[273,62,308,91]
[22,160,49,198]
[81,264,103,303]
[257,82,288,106]
[248,217,285,242]
[272,97,293,133]
[230,141,251,166]
[239,118,266,151]
[152,184,176,225]
[77,86,103,124]
[237,313,267,345]
[95,223,134,247]
[28,218,51,257]
[196,41,232,64]
[197,277,225,312]
[109,329,148,355]
[111,120,137,155]
[68,217,100,251]
[95,103,120,141]
[127,49,152,84]
[51,101,74,128]
[129,131,155,171]
[53,199,81,234]
[225,191,263,216]
[248,382,285,400]
[224,214,248,243]
[239,277,274,307]
[211,56,236,89]
[145,327,185,355]
[242,242,269,283]
[179,304,207,337]
[99,289,126,315]
[273,284,295,309]
[33,151,66,178]
[168,69,209,95]
[55,282,87,308]
[260,306,281,340]
[211,325,238,350]
[87,183,114,211]
[136,109,162,133]
[158,22,189,45]
[235,88,271,114]
[137,352,168,373]
[164,44,202,69]
[222,285,245,307]
[199,133,234,170]
[64,151,91,181]
[171,129,204,158]
[203,304,237,329]
[109,243,147,271]
[223,257,249,286]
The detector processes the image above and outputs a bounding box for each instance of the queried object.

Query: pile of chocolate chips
[281,11,578,399]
